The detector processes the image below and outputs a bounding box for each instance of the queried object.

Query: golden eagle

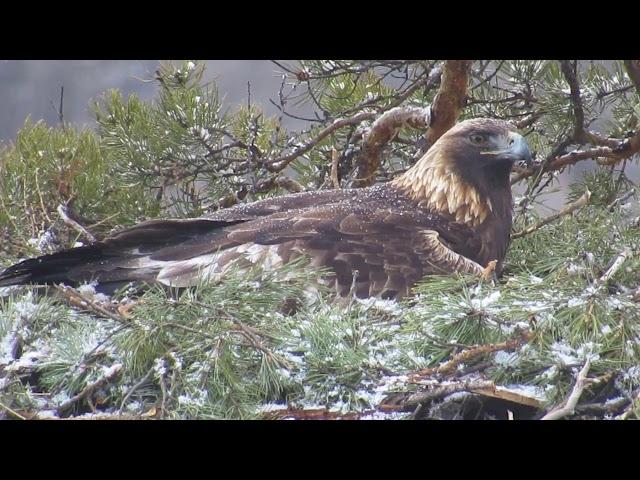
[0,118,532,299]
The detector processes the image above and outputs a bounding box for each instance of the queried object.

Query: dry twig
[410,331,532,379]
[512,189,591,239]
[57,204,96,243]
[541,358,592,420]
[57,364,123,414]
[54,285,127,323]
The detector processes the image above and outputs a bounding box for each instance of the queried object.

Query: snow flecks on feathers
[392,154,491,226]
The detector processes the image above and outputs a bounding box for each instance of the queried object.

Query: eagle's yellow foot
[117,300,142,318]
[480,260,498,282]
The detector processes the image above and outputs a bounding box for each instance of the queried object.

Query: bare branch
[512,130,640,183]
[402,379,495,409]
[470,385,546,410]
[512,189,591,239]
[265,112,376,172]
[410,331,532,379]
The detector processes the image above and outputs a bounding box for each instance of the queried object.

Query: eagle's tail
[0,244,120,289]
[0,218,239,293]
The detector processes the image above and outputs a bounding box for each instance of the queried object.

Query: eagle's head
[392,118,532,225]
[434,118,532,174]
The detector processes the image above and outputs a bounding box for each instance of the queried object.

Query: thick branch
[423,60,473,149]
[353,106,432,187]
[560,60,586,141]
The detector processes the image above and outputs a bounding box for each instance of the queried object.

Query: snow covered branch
[57,363,123,414]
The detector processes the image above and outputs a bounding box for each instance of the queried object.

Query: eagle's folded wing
[137,202,484,298]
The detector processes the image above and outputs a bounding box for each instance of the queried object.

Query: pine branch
[264,112,375,172]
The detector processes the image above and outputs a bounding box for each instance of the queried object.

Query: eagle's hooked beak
[506,133,533,168]
[481,132,533,167]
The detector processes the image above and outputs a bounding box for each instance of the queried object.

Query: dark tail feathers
[0,244,115,288]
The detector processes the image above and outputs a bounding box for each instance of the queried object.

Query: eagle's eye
[469,133,486,145]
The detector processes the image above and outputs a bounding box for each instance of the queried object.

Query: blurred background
[0,60,293,141]
[1,60,637,210]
